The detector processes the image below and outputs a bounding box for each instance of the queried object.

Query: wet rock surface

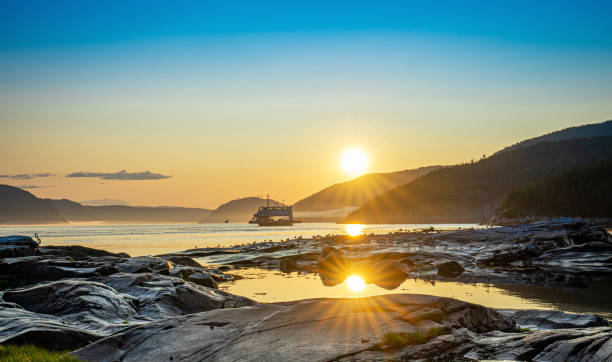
[0,274,255,350]
[437,260,465,277]
[172,218,612,290]
[0,242,238,287]
[72,293,612,362]
[0,235,39,258]
[0,242,255,350]
[1,220,611,360]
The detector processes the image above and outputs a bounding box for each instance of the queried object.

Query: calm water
[0,222,480,256]
[1,222,610,318]
[218,268,612,319]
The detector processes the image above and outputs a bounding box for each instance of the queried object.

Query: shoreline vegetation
[0,218,611,360]
[0,344,79,362]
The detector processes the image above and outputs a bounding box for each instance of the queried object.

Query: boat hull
[255,220,294,226]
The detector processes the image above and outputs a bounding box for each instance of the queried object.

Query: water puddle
[219,268,612,319]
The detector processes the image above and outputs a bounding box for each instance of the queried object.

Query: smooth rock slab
[0,273,256,350]
[91,273,254,319]
[73,294,516,362]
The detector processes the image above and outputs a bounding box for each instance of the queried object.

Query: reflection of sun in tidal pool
[345,275,366,292]
[344,224,365,237]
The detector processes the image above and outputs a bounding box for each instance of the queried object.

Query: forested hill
[342,135,612,223]
[293,166,443,212]
[496,119,612,155]
[45,198,212,223]
[498,159,612,219]
[0,185,67,224]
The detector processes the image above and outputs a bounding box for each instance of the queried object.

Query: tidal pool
[218,268,612,319]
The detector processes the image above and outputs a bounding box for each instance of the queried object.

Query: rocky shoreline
[0,218,610,361]
[171,218,612,290]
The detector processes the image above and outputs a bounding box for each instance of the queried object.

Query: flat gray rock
[73,294,516,362]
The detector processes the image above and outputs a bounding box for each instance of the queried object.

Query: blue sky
[2,1,612,49]
[1,1,611,207]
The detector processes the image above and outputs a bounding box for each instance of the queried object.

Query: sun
[340,148,369,176]
[344,224,365,237]
[345,275,366,292]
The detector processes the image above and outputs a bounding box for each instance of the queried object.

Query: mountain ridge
[293,165,444,212]
[0,185,67,224]
[343,129,612,223]
[45,199,212,224]
[496,119,612,155]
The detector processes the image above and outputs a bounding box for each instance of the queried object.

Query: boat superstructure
[249,195,299,226]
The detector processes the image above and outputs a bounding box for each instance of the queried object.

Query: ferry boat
[249,195,300,226]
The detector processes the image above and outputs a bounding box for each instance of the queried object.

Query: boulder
[498,309,610,330]
[157,255,202,268]
[38,245,129,258]
[0,235,39,258]
[114,256,172,275]
[0,256,119,284]
[279,258,298,273]
[91,273,254,318]
[437,261,464,278]
[367,259,409,289]
[187,272,218,288]
[317,247,348,285]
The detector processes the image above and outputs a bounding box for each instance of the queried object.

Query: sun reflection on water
[344,224,365,237]
[345,275,366,292]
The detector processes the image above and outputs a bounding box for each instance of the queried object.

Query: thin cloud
[66,170,172,180]
[0,173,55,180]
[19,185,55,189]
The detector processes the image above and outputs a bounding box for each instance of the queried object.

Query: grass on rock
[378,327,444,349]
[0,344,81,362]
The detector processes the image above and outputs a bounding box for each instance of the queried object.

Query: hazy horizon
[2,1,612,209]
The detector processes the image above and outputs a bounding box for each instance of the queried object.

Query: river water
[1,222,610,318]
[0,222,481,257]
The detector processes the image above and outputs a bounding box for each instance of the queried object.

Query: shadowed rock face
[0,274,255,350]
[498,309,610,330]
[72,293,612,362]
[0,244,256,350]
[0,235,39,258]
[0,244,237,288]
